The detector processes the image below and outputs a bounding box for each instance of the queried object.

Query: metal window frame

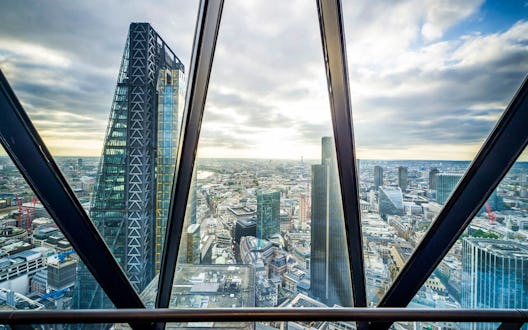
[317,0,367,312]
[156,0,224,311]
[0,308,526,325]
[0,70,148,329]
[374,75,528,330]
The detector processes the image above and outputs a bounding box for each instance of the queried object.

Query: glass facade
[74,23,185,310]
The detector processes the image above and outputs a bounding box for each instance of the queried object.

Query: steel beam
[156,0,224,310]
[497,323,524,330]
[0,308,526,324]
[0,70,147,327]
[317,0,367,311]
[374,75,528,330]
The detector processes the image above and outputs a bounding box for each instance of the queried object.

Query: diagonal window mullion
[373,75,528,330]
[0,70,147,328]
[317,0,367,312]
[155,0,224,315]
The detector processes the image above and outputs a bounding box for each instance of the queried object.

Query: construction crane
[40,287,69,301]
[54,250,75,263]
[485,202,496,225]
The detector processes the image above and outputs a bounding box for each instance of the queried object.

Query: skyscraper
[256,190,280,240]
[310,137,352,307]
[397,166,408,192]
[429,168,440,190]
[461,238,528,330]
[186,224,201,264]
[75,23,185,309]
[374,165,383,189]
[436,173,462,204]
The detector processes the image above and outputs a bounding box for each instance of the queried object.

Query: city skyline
[0,1,527,160]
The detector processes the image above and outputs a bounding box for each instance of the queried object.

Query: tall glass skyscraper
[374,165,383,190]
[256,190,280,240]
[436,173,462,204]
[461,238,528,330]
[398,166,408,192]
[74,23,185,310]
[310,137,352,307]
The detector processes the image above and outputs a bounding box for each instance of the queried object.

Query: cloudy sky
[0,0,527,160]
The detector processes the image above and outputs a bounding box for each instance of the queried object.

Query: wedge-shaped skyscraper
[75,23,185,309]
[310,137,352,307]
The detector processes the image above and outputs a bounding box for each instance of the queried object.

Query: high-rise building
[256,190,280,240]
[310,137,352,307]
[374,165,384,189]
[186,224,201,264]
[75,23,185,310]
[436,173,462,205]
[397,166,408,192]
[429,168,440,190]
[378,186,404,217]
[234,217,257,245]
[461,238,528,330]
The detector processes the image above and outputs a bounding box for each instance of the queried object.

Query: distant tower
[256,190,280,240]
[374,166,384,189]
[461,238,528,330]
[428,168,440,190]
[436,173,462,204]
[75,23,185,310]
[310,137,352,307]
[397,166,408,192]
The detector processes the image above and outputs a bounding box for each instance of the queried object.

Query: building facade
[436,173,462,204]
[398,166,408,192]
[374,165,384,189]
[256,191,280,240]
[310,137,352,307]
[75,23,185,309]
[429,168,440,190]
[378,186,404,217]
[461,238,528,330]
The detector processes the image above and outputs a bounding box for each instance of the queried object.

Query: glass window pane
[0,145,116,314]
[0,1,198,308]
[342,1,528,304]
[141,0,355,317]
[409,148,528,330]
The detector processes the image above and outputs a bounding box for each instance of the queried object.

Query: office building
[398,166,408,192]
[374,166,384,189]
[234,217,257,245]
[186,224,200,265]
[461,238,528,330]
[311,137,352,307]
[378,186,404,217]
[75,23,185,309]
[47,257,77,292]
[256,190,280,240]
[429,168,440,190]
[436,173,463,205]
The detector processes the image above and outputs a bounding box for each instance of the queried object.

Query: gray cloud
[0,0,527,159]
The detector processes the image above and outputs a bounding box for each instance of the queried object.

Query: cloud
[0,0,527,160]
